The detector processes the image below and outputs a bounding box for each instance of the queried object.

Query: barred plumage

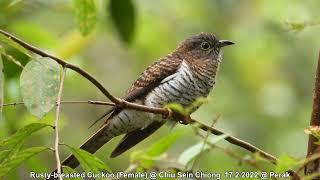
[52,33,234,173]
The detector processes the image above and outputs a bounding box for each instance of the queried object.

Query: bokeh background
[1,0,320,179]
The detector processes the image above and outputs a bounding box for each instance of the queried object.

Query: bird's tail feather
[49,123,113,180]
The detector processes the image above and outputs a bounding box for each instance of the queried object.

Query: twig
[2,100,115,107]
[194,128,261,170]
[54,67,67,179]
[305,51,320,178]
[189,119,300,179]
[0,29,119,104]
[190,115,219,170]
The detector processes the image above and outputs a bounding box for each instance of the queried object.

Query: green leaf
[131,129,185,168]
[0,33,31,56]
[0,147,48,176]
[0,123,51,148]
[178,134,228,166]
[164,103,187,116]
[275,153,297,172]
[20,57,60,118]
[65,145,112,173]
[8,0,23,7]
[62,166,82,180]
[73,0,97,36]
[146,130,184,157]
[185,97,208,113]
[0,141,23,164]
[109,0,136,44]
[285,21,306,32]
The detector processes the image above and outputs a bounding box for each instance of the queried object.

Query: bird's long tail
[50,122,114,178]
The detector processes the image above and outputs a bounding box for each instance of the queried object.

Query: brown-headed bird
[59,32,233,170]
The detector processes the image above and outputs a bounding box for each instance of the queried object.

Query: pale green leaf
[275,153,297,172]
[65,145,111,173]
[73,0,97,36]
[20,57,60,118]
[0,123,51,148]
[62,166,82,180]
[178,134,228,166]
[8,0,23,7]
[0,147,48,176]
[164,103,187,115]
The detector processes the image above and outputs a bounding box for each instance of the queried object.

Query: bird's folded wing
[110,121,164,158]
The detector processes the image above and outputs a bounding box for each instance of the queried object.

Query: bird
[57,32,233,170]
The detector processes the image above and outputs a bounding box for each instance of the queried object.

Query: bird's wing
[109,55,182,157]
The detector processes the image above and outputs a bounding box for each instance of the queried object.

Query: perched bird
[59,32,233,169]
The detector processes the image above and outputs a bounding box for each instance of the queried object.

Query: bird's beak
[218,40,234,48]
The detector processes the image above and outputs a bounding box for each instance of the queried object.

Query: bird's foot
[164,108,191,125]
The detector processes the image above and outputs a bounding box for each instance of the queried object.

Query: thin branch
[0,29,120,104]
[54,67,67,179]
[305,51,320,177]
[2,100,115,107]
[188,118,300,179]
[190,115,219,170]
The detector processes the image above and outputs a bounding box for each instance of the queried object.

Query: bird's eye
[200,41,211,50]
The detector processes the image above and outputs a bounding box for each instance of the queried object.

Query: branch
[0,29,300,179]
[53,67,67,179]
[0,29,119,104]
[305,51,320,177]
[2,100,115,107]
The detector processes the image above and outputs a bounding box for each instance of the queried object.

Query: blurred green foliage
[0,0,320,179]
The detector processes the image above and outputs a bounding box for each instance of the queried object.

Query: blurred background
[1,0,320,179]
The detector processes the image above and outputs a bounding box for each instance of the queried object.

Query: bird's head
[175,32,234,64]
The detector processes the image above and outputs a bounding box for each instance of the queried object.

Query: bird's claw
[164,107,191,125]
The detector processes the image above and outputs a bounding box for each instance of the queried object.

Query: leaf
[62,166,82,180]
[20,57,60,118]
[285,21,306,32]
[0,141,23,164]
[73,0,97,36]
[109,0,136,44]
[185,97,208,113]
[178,134,228,166]
[8,0,23,7]
[164,103,187,116]
[2,53,24,68]
[131,130,185,168]
[146,130,184,157]
[275,153,297,172]
[0,123,51,148]
[0,147,48,176]
[65,145,111,173]
[0,33,31,56]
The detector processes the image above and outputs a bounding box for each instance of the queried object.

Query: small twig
[190,115,220,170]
[0,29,120,104]
[188,118,300,179]
[2,100,115,107]
[54,67,67,179]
